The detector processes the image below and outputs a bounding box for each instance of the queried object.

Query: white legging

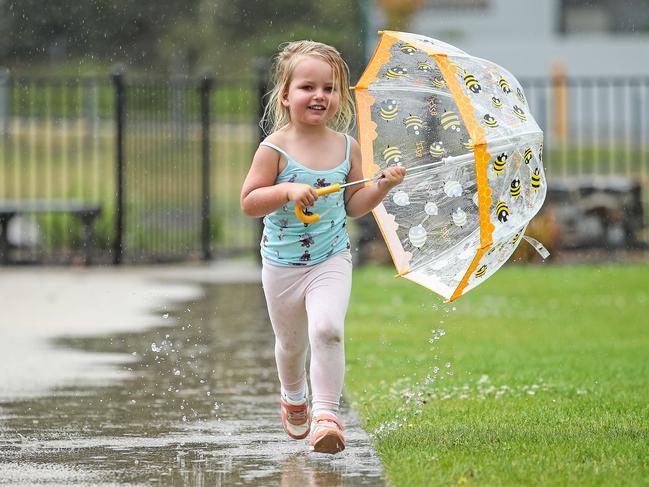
[262,251,352,413]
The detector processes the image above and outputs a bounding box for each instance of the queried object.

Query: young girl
[240,40,405,454]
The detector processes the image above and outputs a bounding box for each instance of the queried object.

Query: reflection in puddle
[0,283,384,485]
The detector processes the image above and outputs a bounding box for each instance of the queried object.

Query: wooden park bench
[0,200,102,265]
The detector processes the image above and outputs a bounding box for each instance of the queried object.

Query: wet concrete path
[0,268,385,485]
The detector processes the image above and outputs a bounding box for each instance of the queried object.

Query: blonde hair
[262,40,354,134]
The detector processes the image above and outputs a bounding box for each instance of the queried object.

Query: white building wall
[367,0,649,78]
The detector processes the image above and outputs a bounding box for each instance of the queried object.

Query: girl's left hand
[378,165,406,191]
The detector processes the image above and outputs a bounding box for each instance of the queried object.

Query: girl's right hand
[286,183,318,208]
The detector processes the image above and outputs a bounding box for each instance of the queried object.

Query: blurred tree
[0,0,364,77]
[0,0,199,70]
[166,0,365,78]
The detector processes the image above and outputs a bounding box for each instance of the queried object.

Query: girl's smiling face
[282,56,340,127]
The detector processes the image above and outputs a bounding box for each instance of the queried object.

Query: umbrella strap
[522,235,550,259]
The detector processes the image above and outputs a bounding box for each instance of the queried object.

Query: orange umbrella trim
[356,32,398,90]
[355,32,412,273]
[434,53,495,299]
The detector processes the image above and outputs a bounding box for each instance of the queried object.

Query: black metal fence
[0,75,117,263]
[0,71,261,264]
[113,74,210,263]
[0,73,647,264]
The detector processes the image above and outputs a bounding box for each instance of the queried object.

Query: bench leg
[0,216,11,265]
[79,215,97,266]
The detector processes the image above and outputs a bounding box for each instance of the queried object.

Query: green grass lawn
[345,263,649,486]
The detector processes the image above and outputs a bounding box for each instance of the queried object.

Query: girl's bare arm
[344,138,405,218]
[241,146,318,217]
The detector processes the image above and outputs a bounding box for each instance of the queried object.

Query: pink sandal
[309,413,345,454]
[280,396,311,440]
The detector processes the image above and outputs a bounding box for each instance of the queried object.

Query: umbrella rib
[480,131,544,147]
[368,85,455,98]
[401,141,518,181]
[400,133,542,179]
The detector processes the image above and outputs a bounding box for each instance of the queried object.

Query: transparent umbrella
[297,31,548,302]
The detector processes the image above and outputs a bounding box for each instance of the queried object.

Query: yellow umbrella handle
[294,184,341,224]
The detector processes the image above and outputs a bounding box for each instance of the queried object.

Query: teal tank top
[260,135,351,266]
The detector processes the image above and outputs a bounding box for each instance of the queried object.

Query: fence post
[200,74,214,261]
[255,59,270,262]
[112,66,126,265]
[0,68,9,137]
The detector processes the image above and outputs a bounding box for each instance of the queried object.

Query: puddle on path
[0,283,385,486]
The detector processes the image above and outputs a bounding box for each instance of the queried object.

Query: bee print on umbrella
[262,234,269,247]
[379,99,399,121]
[386,66,408,79]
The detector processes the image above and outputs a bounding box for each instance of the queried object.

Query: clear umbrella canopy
[354,31,547,301]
